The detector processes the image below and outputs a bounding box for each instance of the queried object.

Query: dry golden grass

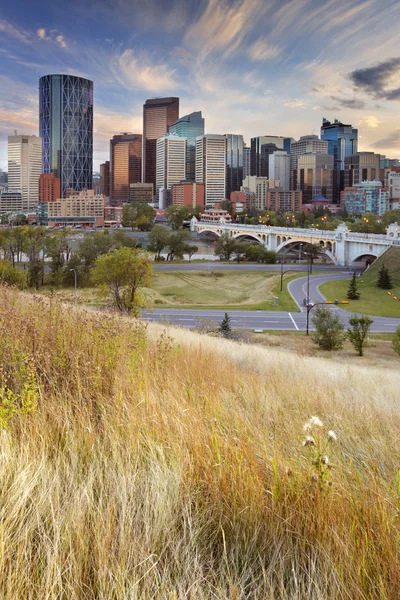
[1,285,400,599]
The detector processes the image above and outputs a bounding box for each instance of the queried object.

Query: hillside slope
[364,246,400,286]
[0,286,400,599]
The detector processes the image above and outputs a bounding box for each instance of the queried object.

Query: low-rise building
[104,205,123,227]
[266,188,303,212]
[171,181,204,208]
[38,189,105,227]
[0,191,24,213]
[340,181,390,216]
[129,183,153,204]
[199,209,232,223]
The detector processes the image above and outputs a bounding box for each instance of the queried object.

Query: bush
[311,305,346,350]
[347,314,373,356]
[392,326,400,355]
[0,259,26,289]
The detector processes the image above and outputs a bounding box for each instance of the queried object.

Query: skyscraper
[39,74,93,198]
[320,118,358,202]
[296,153,334,203]
[344,152,381,187]
[100,161,110,197]
[225,134,244,198]
[169,111,204,182]
[269,151,290,191]
[251,136,293,177]
[142,97,179,191]
[110,134,142,204]
[243,144,251,179]
[156,134,187,194]
[196,134,226,205]
[8,135,42,211]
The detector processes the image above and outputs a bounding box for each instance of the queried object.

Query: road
[153,263,357,273]
[141,272,400,333]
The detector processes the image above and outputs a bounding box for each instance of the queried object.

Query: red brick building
[171,181,204,208]
[39,174,61,203]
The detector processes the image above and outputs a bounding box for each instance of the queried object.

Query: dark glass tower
[169,111,204,181]
[39,74,93,198]
[320,118,358,202]
[225,134,244,198]
[110,133,142,204]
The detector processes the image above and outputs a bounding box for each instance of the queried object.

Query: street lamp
[70,268,77,304]
[322,216,327,230]
[299,242,303,264]
[291,214,296,227]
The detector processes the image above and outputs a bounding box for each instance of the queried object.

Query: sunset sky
[1,0,400,171]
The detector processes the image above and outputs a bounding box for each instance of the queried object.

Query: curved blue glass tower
[39,74,93,197]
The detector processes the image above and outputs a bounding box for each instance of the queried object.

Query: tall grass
[0,284,400,599]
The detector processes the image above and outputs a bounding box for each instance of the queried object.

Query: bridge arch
[350,252,378,267]
[276,239,336,263]
[232,232,265,244]
[197,228,223,239]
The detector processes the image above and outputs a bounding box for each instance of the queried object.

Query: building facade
[340,181,390,216]
[388,171,400,209]
[243,144,251,179]
[344,152,381,187]
[100,161,110,197]
[39,74,93,197]
[266,188,303,212]
[142,97,179,191]
[38,189,105,227]
[250,136,292,177]
[8,135,42,211]
[290,135,328,175]
[39,174,61,204]
[169,111,204,182]
[0,192,24,213]
[269,151,290,191]
[171,181,205,208]
[320,118,358,202]
[110,134,142,204]
[241,175,276,211]
[295,153,333,203]
[225,134,244,199]
[129,183,154,204]
[156,134,187,195]
[195,134,226,206]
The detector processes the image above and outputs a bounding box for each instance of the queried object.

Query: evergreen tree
[377,263,392,290]
[219,313,233,339]
[347,272,360,300]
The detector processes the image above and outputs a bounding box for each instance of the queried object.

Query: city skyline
[1,0,400,172]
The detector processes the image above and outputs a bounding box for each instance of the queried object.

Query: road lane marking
[288,313,299,330]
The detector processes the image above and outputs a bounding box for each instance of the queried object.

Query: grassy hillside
[1,285,400,598]
[363,246,400,286]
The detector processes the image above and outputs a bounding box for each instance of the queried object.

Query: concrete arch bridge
[191,218,400,267]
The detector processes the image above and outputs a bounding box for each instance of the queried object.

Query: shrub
[311,305,346,350]
[347,314,373,356]
[0,259,26,289]
[392,326,400,355]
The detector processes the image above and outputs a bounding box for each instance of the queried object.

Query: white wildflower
[302,436,315,447]
[303,416,324,432]
[327,430,337,442]
[321,456,329,465]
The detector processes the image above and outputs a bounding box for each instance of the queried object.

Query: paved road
[141,272,400,333]
[153,263,357,273]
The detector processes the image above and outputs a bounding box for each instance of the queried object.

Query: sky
[1,0,400,172]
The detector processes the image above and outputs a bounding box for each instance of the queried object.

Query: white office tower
[269,151,290,191]
[195,134,226,205]
[8,135,42,211]
[156,134,187,195]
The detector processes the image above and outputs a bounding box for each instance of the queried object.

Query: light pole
[70,268,77,304]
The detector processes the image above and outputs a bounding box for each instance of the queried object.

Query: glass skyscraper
[39,74,93,198]
[110,134,142,204]
[320,118,358,202]
[225,134,244,198]
[169,111,204,182]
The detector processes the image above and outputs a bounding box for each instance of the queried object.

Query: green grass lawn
[319,278,400,317]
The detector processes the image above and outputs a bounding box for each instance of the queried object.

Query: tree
[214,232,237,261]
[165,205,190,230]
[381,209,400,228]
[219,312,233,339]
[0,259,26,289]
[184,244,198,262]
[91,247,152,315]
[121,203,155,231]
[148,225,171,261]
[23,227,46,289]
[392,326,400,356]
[166,230,191,261]
[347,314,373,356]
[347,272,360,300]
[311,305,346,350]
[377,263,392,289]
[303,243,321,274]
[77,232,114,272]
[232,241,247,263]
[121,204,137,230]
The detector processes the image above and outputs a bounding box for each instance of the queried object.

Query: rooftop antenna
[14,129,18,136]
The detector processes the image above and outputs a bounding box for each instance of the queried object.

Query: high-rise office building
[320,118,358,202]
[169,111,204,182]
[243,144,251,179]
[156,134,187,194]
[100,161,110,197]
[241,175,270,210]
[269,151,290,191]
[251,136,293,177]
[290,135,328,173]
[8,135,42,211]
[225,134,244,199]
[296,153,333,203]
[344,152,381,187]
[39,74,93,198]
[195,134,226,205]
[110,134,142,204]
[142,97,179,191]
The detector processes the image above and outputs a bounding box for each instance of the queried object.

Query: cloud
[349,57,400,100]
[36,27,68,49]
[36,28,47,40]
[284,98,307,108]
[0,18,31,43]
[358,115,383,129]
[373,130,400,149]
[248,38,281,62]
[329,96,366,110]
[56,35,67,49]
[109,48,177,92]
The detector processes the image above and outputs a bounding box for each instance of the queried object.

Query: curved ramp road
[140,273,400,333]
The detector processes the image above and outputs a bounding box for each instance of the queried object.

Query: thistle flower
[327,430,337,442]
[302,436,315,447]
[303,416,324,432]
[321,456,329,465]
